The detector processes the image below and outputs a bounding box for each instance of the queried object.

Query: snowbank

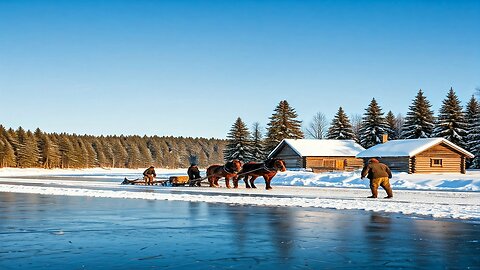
[273,170,480,191]
[1,167,479,191]
[1,167,479,220]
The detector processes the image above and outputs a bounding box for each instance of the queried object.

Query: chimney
[382,134,388,144]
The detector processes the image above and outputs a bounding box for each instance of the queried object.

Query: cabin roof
[268,139,365,158]
[356,138,474,158]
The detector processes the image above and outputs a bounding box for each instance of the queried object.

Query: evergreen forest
[1,88,479,169]
[0,125,227,169]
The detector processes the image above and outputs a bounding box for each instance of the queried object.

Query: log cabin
[356,138,474,174]
[267,139,365,172]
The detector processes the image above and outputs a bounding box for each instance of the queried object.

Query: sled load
[121,175,194,186]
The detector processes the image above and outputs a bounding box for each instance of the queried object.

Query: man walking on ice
[361,158,393,199]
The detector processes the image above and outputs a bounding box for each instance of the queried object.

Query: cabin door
[336,160,345,170]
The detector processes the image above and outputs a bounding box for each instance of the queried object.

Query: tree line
[0,126,227,169]
[224,88,480,169]
[1,87,478,170]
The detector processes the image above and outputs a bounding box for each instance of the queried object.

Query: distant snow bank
[0,167,479,191]
[274,170,480,192]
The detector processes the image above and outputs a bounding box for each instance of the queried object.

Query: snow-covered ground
[0,168,479,220]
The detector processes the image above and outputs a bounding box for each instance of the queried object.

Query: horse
[233,158,286,190]
[206,159,242,188]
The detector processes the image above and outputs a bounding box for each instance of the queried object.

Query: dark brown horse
[206,159,242,188]
[234,158,286,190]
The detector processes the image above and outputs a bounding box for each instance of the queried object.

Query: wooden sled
[121,177,170,186]
[121,176,193,187]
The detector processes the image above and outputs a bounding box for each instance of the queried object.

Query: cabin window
[324,160,336,168]
[431,158,443,167]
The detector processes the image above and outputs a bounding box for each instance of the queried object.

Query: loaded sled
[121,175,205,187]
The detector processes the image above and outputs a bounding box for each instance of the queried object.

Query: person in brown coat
[187,163,201,187]
[143,166,156,185]
[361,158,393,199]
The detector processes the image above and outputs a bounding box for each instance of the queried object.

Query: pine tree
[223,117,253,163]
[465,95,480,168]
[400,89,435,139]
[265,100,304,151]
[91,137,108,168]
[0,138,16,167]
[101,137,115,168]
[251,122,267,161]
[125,137,143,168]
[432,88,467,148]
[359,98,390,148]
[327,107,356,140]
[58,134,76,168]
[35,130,61,168]
[385,111,399,140]
[82,137,98,167]
[16,128,40,167]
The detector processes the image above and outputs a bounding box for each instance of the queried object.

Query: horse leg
[208,177,215,187]
[250,176,258,189]
[233,176,239,188]
[225,177,231,189]
[244,175,251,188]
[264,176,273,190]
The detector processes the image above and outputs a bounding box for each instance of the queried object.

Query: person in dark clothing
[143,166,156,185]
[361,158,393,199]
[187,163,201,187]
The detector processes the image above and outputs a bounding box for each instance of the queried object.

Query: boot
[369,186,378,198]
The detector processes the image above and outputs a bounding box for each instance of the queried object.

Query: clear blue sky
[1,0,479,139]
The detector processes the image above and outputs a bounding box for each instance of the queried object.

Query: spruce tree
[432,88,467,148]
[359,98,390,148]
[327,107,356,140]
[223,117,253,163]
[385,111,399,140]
[265,100,304,151]
[465,95,480,168]
[400,89,435,139]
[251,122,267,161]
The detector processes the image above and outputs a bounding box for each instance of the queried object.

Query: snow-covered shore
[0,168,479,220]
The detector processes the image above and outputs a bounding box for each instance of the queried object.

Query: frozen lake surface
[0,170,479,269]
[1,192,479,269]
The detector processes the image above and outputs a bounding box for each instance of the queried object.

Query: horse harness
[222,164,237,174]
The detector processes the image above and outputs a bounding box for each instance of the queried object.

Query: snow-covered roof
[268,139,365,157]
[356,138,474,158]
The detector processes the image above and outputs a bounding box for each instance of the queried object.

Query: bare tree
[395,113,405,137]
[305,112,328,139]
[350,113,362,142]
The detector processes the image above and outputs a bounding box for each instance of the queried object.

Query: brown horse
[234,158,286,190]
[206,159,242,188]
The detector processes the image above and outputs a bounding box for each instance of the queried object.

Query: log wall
[306,157,364,172]
[414,143,463,173]
[271,144,303,168]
